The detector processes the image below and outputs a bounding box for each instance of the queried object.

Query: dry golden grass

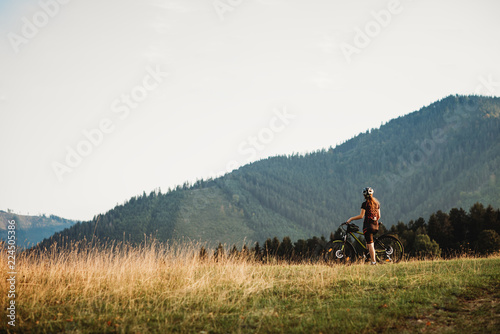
[1,242,499,333]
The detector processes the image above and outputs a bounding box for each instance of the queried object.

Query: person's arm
[377,208,381,220]
[347,209,365,223]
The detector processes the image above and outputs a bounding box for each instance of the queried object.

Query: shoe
[370,261,377,265]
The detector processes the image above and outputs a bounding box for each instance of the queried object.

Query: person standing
[346,187,381,265]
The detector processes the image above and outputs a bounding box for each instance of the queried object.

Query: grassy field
[1,242,499,333]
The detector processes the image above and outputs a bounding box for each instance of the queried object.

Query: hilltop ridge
[36,95,500,247]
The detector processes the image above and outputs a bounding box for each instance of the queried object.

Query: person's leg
[364,229,376,264]
[367,242,376,264]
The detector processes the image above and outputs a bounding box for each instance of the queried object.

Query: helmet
[363,187,374,197]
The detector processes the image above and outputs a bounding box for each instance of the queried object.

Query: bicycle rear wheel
[374,235,404,263]
[324,240,356,265]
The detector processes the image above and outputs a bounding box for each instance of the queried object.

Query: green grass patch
[2,248,499,333]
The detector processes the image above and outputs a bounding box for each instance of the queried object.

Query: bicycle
[324,222,404,264]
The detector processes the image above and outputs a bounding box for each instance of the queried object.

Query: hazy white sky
[1,0,499,221]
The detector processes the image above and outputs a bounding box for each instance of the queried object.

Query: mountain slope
[0,211,76,247]
[37,95,500,248]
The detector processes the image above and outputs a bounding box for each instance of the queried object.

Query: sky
[1,0,499,222]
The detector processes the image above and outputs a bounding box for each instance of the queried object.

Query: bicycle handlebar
[341,220,384,226]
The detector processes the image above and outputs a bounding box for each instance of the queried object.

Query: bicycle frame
[342,229,368,254]
[329,222,404,263]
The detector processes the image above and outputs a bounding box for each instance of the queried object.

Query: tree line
[204,203,500,263]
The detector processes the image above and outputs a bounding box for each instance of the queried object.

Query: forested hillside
[37,95,500,248]
[0,211,76,247]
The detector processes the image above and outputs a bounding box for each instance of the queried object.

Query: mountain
[0,211,77,248]
[37,95,500,249]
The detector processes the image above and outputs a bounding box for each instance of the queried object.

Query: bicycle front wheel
[324,240,356,265]
[374,235,404,263]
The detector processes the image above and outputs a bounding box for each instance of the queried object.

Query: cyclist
[346,187,381,265]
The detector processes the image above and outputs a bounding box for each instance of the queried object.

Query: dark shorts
[363,221,379,244]
[363,228,376,244]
